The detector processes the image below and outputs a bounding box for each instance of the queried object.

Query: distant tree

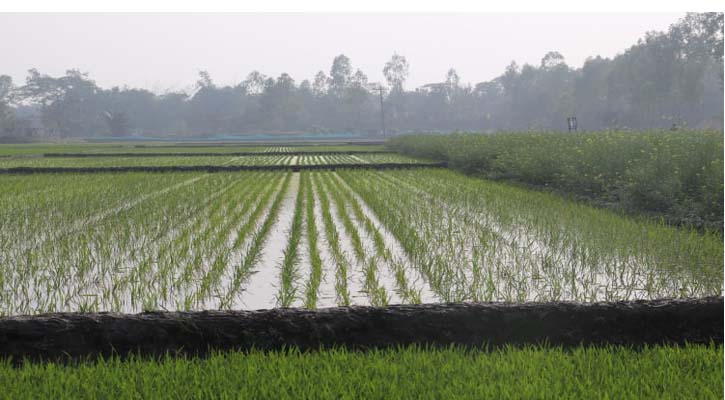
[3,13,720,137]
[329,55,352,98]
[444,68,461,102]
[347,69,370,129]
[242,71,267,95]
[196,70,214,90]
[383,53,409,93]
[0,75,15,136]
[312,71,329,97]
[19,69,102,137]
[103,111,130,136]
[540,51,566,69]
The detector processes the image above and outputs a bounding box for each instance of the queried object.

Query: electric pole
[371,85,387,138]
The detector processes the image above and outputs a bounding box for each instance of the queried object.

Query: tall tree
[329,55,352,98]
[0,75,15,136]
[383,53,410,93]
[312,71,329,97]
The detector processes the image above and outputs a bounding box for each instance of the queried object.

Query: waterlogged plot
[0,153,422,168]
[0,172,290,314]
[339,169,723,302]
[0,170,434,315]
[0,168,720,315]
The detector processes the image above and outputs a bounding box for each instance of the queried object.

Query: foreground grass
[0,344,720,399]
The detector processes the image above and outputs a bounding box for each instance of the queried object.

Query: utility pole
[371,85,387,138]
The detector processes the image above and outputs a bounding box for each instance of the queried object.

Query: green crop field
[0,140,721,398]
[0,166,720,315]
[0,153,420,168]
[0,344,721,399]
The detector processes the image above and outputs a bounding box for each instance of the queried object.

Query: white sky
[0,13,683,93]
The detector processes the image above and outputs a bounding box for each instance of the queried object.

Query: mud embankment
[0,162,446,175]
[43,151,395,158]
[0,298,721,363]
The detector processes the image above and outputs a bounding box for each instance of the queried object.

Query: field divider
[0,163,447,174]
[41,151,397,158]
[0,297,720,363]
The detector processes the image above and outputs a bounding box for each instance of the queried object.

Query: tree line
[0,13,722,141]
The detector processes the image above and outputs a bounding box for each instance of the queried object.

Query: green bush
[388,130,724,230]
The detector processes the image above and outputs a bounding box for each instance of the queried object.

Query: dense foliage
[0,344,721,399]
[388,130,724,230]
[0,13,721,140]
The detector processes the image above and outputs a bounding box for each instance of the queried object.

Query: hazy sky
[0,13,683,93]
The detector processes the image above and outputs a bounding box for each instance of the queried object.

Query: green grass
[0,344,720,399]
[388,130,724,230]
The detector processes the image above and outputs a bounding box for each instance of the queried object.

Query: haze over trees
[0,12,722,140]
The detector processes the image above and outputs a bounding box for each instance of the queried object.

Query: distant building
[416,83,445,94]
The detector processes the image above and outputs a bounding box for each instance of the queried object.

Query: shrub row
[388,130,723,230]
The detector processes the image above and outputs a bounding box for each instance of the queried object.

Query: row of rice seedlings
[371,169,599,302]
[276,173,306,307]
[0,173,239,314]
[302,172,324,309]
[222,172,293,308]
[214,174,287,308]
[0,173,200,260]
[380,169,602,302]
[191,173,278,307]
[341,168,723,302]
[396,169,722,300]
[6,172,280,316]
[198,173,283,309]
[80,173,256,312]
[337,171,451,301]
[124,175,250,311]
[327,172,423,304]
[319,173,389,306]
[2,172,290,314]
[116,174,254,311]
[262,147,293,153]
[13,174,194,310]
[312,173,351,306]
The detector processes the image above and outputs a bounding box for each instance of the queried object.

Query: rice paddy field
[0,140,722,397]
[0,153,421,168]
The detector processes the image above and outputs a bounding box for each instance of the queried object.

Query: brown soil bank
[0,298,721,363]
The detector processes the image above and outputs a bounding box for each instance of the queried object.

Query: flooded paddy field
[0,153,421,169]
[0,166,720,315]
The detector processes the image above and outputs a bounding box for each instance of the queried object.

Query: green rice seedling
[0,344,721,399]
[276,173,305,308]
[328,172,422,303]
[225,173,292,307]
[312,173,350,306]
[302,172,323,309]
